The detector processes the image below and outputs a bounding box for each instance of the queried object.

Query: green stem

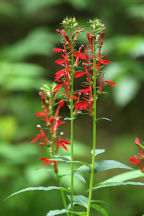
[56,172,69,216]
[70,44,74,215]
[87,40,97,216]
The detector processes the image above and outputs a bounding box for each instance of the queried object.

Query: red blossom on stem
[129,138,144,172]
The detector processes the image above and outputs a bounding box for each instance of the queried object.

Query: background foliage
[0,0,144,215]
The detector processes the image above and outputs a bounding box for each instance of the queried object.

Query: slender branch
[87,39,97,216]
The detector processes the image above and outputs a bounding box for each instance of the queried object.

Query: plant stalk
[87,40,97,216]
[70,43,74,215]
[56,172,69,216]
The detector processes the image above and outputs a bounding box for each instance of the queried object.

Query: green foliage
[8,186,69,199]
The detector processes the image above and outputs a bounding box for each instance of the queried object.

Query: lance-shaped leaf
[76,160,133,173]
[68,195,88,209]
[46,209,86,216]
[91,149,105,156]
[94,160,133,173]
[93,182,144,190]
[60,173,86,183]
[101,169,144,184]
[7,186,69,199]
[96,117,112,122]
[91,204,109,216]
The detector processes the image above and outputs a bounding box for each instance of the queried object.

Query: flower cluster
[129,138,144,172]
[31,84,70,172]
[54,18,116,116]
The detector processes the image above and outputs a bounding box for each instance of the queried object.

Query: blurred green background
[0,0,144,215]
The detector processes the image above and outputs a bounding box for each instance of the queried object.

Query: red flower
[40,158,58,172]
[129,138,144,172]
[56,136,71,151]
[31,129,48,147]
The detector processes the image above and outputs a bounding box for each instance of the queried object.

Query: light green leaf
[94,160,133,173]
[101,169,144,184]
[8,186,69,199]
[75,165,91,173]
[61,173,86,183]
[91,204,109,216]
[93,182,144,190]
[91,149,105,156]
[46,209,69,216]
[68,195,88,209]
[46,209,86,216]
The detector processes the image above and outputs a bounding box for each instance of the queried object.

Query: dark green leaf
[96,117,112,122]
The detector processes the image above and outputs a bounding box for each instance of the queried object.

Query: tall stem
[70,43,74,215]
[56,172,69,216]
[87,40,97,216]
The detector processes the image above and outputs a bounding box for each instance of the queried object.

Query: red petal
[54,84,64,93]
[35,112,45,117]
[53,48,64,53]
[129,157,140,164]
[55,59,65,65]
[104,81,116,86]
[74,72,86,78]
[100,60,111,65]
[30,133,42,143]
[74,53,86,59]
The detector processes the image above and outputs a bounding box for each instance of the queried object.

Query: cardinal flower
[129,138,144,172]
[31,128,48,147]
[40,158,58,172]
[56,134,71,151]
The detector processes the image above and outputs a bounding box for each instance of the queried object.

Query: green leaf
[68,195,88,209]
[75,165,91,173]
[94,160,133,173]
[46,209,70,216]
[96,117,112,122]
[0,28,56,61]
[46,209,86,216]
[101,169,144,184]
[61,173,86,183]
[91,149,105,156]
[76,160,133,173]
[8,186,69,199]
[93,182,144,190]
[91,204,109,216]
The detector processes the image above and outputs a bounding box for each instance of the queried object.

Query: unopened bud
[37,124,41,128]
[60,132,64,136]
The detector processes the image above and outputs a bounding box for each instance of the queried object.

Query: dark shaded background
[0,0,144,215]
